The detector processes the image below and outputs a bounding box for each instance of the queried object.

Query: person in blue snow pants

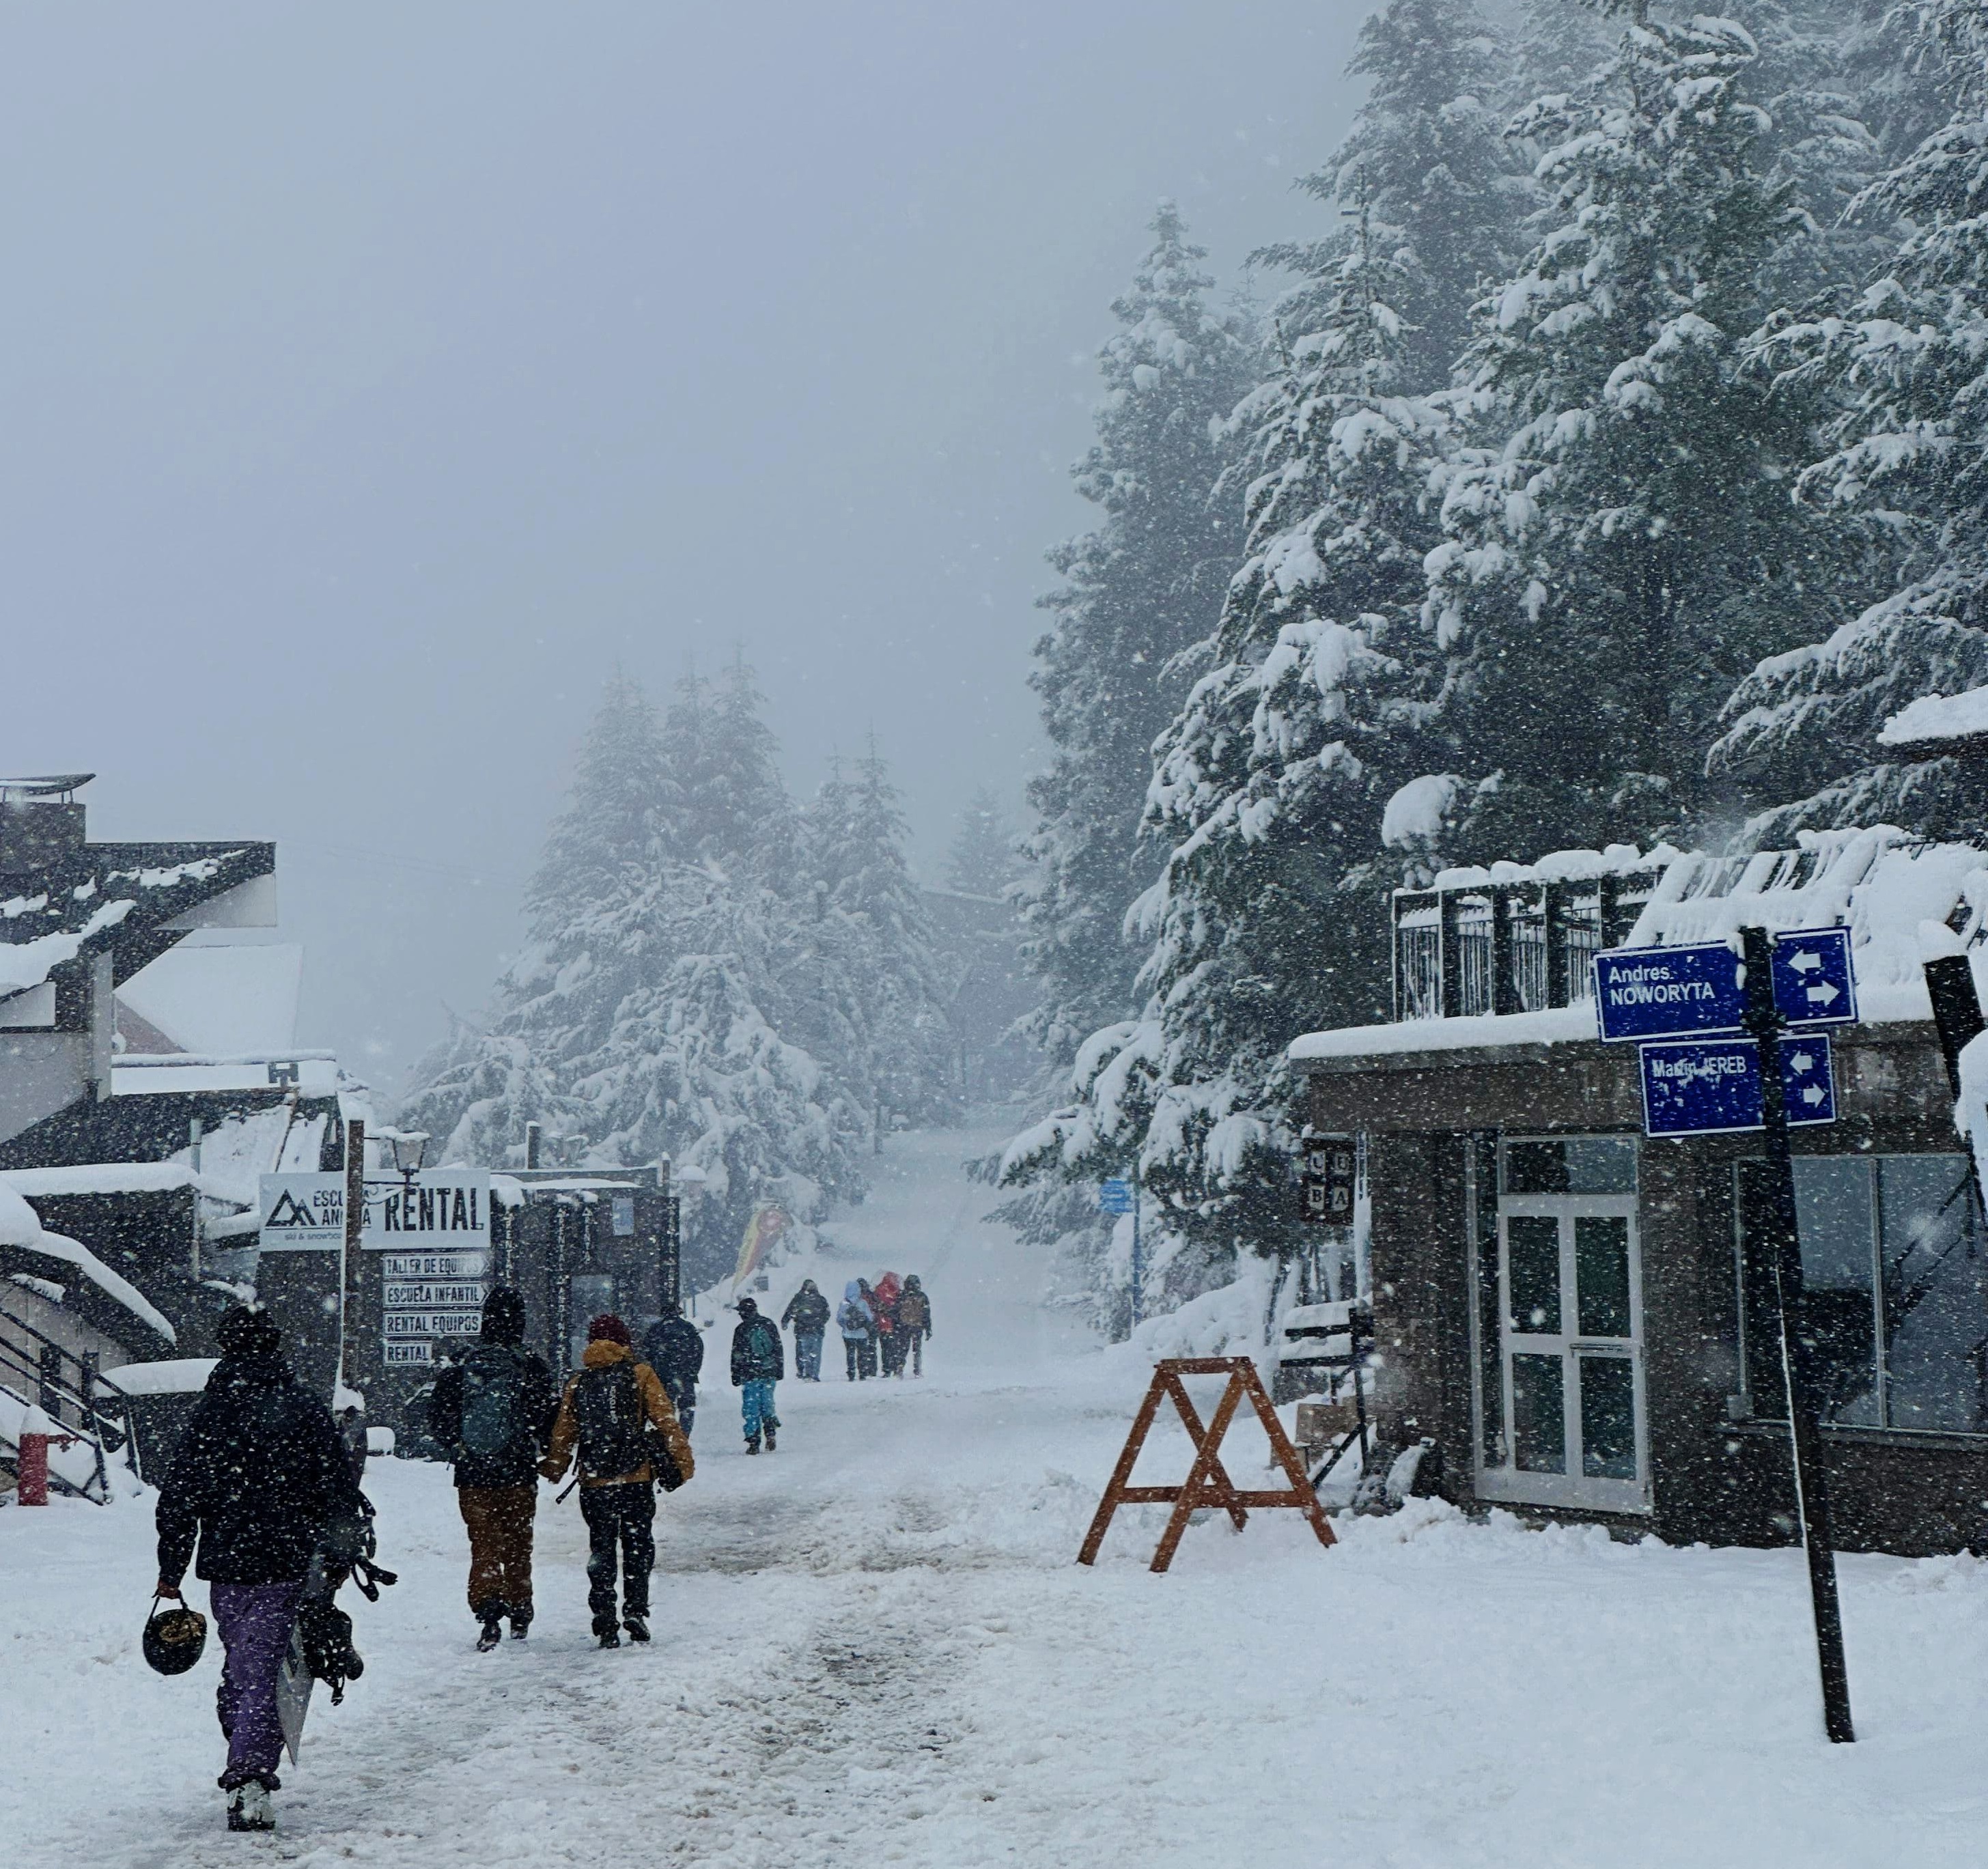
[731,1297,785,1452]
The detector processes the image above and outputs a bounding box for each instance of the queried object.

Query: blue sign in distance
[1593,942,1749,1043]
[1770,926,1858,1027]
[1098,1179,1135,1214]
[1637,1034,1836,1138]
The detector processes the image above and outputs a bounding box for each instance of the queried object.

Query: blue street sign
[1637,1035,1836,1138]
[1771,926,1858,1027]
[1098,1179,1135,1214]
[1593,942,1748,1043]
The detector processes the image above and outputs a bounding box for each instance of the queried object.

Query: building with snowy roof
[1289,827,1988,1557]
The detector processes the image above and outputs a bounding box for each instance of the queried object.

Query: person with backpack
[873,1271,904,1377]
[641,1299,705,1436]
[153,1303,364,1834]
[731,1297,785,1452]
[427,1285,557,1650]
[897,1274,933,1377]
[540,1314,693,1648]
[837,1280,873,1381]
[781,1278,830,1381]
[856,1278,882,1378]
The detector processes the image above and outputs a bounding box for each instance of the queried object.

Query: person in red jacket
[872,1271,904,1377]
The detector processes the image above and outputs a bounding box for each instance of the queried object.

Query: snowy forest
[406,0,1988,1327]
[401,662,960,1286]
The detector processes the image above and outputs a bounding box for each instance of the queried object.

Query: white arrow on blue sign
[1769,926,1858,1027]
[1637,1034,1836,1138]
[1098,1179,1135,1214]
[1593,942,1749,1043]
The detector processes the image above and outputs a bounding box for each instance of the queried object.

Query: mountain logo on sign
[265,1190,322,1229]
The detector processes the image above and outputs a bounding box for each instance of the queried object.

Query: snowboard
[276,1610,313,1765]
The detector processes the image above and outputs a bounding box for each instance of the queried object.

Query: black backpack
[458,1345,528,1460]
[574,1362,646,1479]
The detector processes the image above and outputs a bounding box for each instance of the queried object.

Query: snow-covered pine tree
[1332,0,1528,389]
[398,674,667,1163]
[1421,6,1849,867]
[1003,196,1457,1308]
[1016,203,1255,1065]
[801,739,953,1130]
[945,785,1023,899]
[1712,0,1988,841]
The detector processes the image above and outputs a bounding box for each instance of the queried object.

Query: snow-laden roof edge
[0,1162,239,1200]
[4,1229,176,1343]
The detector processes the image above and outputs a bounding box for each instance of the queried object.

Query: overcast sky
[0,1,1367,1083]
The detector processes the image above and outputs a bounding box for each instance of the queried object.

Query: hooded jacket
[871,1272,902,1335]
[156,1349,362,1588]
[781,1280,831,1336]
[837,1281,873,1341]
[897,1276,932,1336]
[428,1287,557,1489]
[731,1302,785,1383]
[542,1340,695,1489]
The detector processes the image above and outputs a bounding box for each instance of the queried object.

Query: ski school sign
[258,1170,492,1251]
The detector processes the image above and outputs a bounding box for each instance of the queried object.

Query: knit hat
[217,1304,281,1358]
[587,1313,631,1346]
[737,1297,758,1317]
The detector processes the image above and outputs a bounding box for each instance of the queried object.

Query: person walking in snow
[781,1278,830,1381]
[428,1285,557,1650]
[873,1271,904,1377]
[540,1315,694,1648]
[642,1299,706,1436]
[837,1279,874,1381]
[856,1278,882,1378]
[153,1304,365,1834]
[897,1274,933,1377]
[731,1296,785,1451]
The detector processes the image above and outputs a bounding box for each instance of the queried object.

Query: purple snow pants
[211,1582,303,1788]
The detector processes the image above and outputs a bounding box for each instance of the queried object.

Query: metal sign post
[1100,1179,1140,1327]
[1741,925,1855,1744]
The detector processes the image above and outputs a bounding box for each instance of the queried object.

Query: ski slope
[5,1126,1988,1866]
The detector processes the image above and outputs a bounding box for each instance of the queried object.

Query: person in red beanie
[541,1314,692,1647]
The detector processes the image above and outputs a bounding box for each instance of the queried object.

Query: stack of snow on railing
[1305,826,1988,1065]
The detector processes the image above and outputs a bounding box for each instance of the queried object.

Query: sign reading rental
[257,1170,492,1251]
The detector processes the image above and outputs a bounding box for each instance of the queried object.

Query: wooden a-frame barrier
[1077,1356,1336,1573]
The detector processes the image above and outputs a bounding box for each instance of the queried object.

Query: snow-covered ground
[7,1125,1988,1866]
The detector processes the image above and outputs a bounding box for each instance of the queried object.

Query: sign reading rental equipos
[257,1170,492,1250]
[1637,1034,1836,1137]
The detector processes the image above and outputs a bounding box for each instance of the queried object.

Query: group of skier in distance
[142,1268,936,1833]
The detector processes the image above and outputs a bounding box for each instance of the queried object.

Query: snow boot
[594,1616,621,1649]
[226,1781,275,1833]
[763,1420,777,1453]
[477,1611,503,1653]
[745,1433,760,1455]
[624,1615,650,1644]
[509,1610,531,1641]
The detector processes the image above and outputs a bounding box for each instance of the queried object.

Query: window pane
[1511,1353,1567,1473]
[1472,1135,1505,1467]
[1579,1354,1638,1479]
[1881,1157,1988,1434]
[1504,1138,1637,1196]
[1576,1215,1632,1337]
[1791,1158,1879,1427]
[1507,1215,1562,1334]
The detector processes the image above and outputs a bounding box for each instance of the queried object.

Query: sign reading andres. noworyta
[1593,942,1748,1043]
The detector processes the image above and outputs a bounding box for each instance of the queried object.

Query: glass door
[1482,1194,1649,1514]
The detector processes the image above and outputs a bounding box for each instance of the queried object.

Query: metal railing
[0,1294,141,1500]
[1392,867,1666,1022]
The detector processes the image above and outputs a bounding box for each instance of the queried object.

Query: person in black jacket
[781,1278,831,1381]
[427,1285,557,1649]
[641,1300,705,1437]
[154,1304,363,1833]
[731,1297,785,1453]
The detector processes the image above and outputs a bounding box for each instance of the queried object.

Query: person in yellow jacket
[540,1314,694,1648]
